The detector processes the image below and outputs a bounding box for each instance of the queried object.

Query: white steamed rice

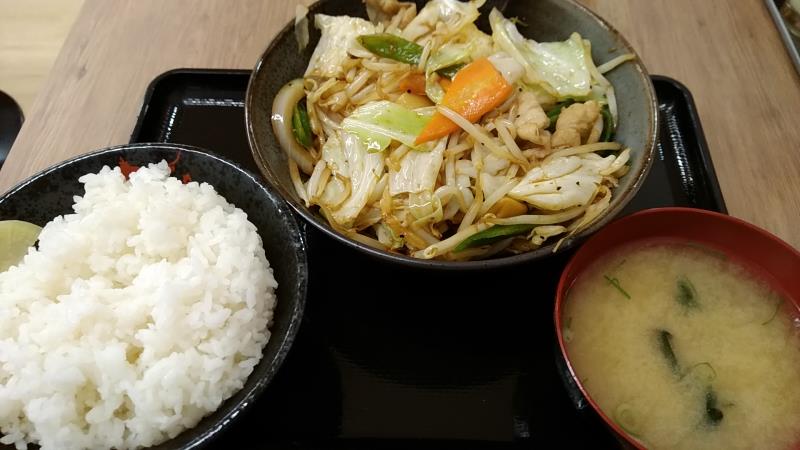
[0,161,277,449]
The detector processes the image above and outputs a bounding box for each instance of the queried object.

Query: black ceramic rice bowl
[0,143,307,449]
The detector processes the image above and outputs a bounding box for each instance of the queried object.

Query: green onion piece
[676,276,700,309]
[600,104,615,142]
[454,224,535,252]
[603,275,631,299]
[436,63,467,79]
[357,33,423,65]
[653,326,725,426]
[680,362,717,384]
[762,296,784,325]
[705,388,724,425]
[291,98,313,148]
[613,403,642,438]
[657,329,681,375]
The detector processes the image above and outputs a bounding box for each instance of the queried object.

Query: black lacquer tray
[131,69,726,449]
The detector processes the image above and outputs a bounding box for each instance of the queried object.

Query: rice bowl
[0,160,277,449]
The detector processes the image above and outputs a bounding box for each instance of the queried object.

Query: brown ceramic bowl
[245,0,658,269]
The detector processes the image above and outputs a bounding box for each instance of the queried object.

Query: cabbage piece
[423,78,443,107]
[319,176,349,210]
[365,0,416,25]
[483,150,510,175]
[524,83,558,110]
[375,222,405,249]
[425,29,492,75]
[305,15,376,78]
[489,8,591,99]
[530,225,568,245]
[341,101,432,152]
[421,28,496,103]
[417,15,493,102]
[532,34,592,97]
[402,0,485,42]
[487,52,524,85]
[354,206,383,230]
[480,173,509,198]
[389,138,446,195]
[295,5,310,51]
[457,24,494,59]
[509,155,612,210]
[408,190,444,224]
[428,24,494,69]
[330,132,385,227]
[321,133,348,177]
[424,42,473,103]
[319,133,351,210]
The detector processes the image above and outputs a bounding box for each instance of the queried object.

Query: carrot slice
[415,58,513,144]
[398,72,427,96]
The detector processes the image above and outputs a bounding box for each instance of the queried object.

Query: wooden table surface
[2,0,799,249]
[0,0,84,114]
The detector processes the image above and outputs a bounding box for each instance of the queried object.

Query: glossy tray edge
[129,68,252,144]
[651,75,727,214]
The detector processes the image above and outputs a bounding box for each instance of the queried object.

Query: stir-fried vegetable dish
[272,0,636,260]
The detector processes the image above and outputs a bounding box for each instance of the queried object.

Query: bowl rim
[553,206,800,448]
[0,142,309,450]
[245,0,659,270]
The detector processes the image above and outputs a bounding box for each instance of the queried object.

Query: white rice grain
[0,161,277,450]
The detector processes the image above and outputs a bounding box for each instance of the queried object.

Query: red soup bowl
[554,207,800,448]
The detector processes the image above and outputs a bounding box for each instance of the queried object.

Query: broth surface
[563,241,800,450]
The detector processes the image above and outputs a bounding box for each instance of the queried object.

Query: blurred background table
[1,0,798,249]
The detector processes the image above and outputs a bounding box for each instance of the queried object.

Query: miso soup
[563,241,800,450]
